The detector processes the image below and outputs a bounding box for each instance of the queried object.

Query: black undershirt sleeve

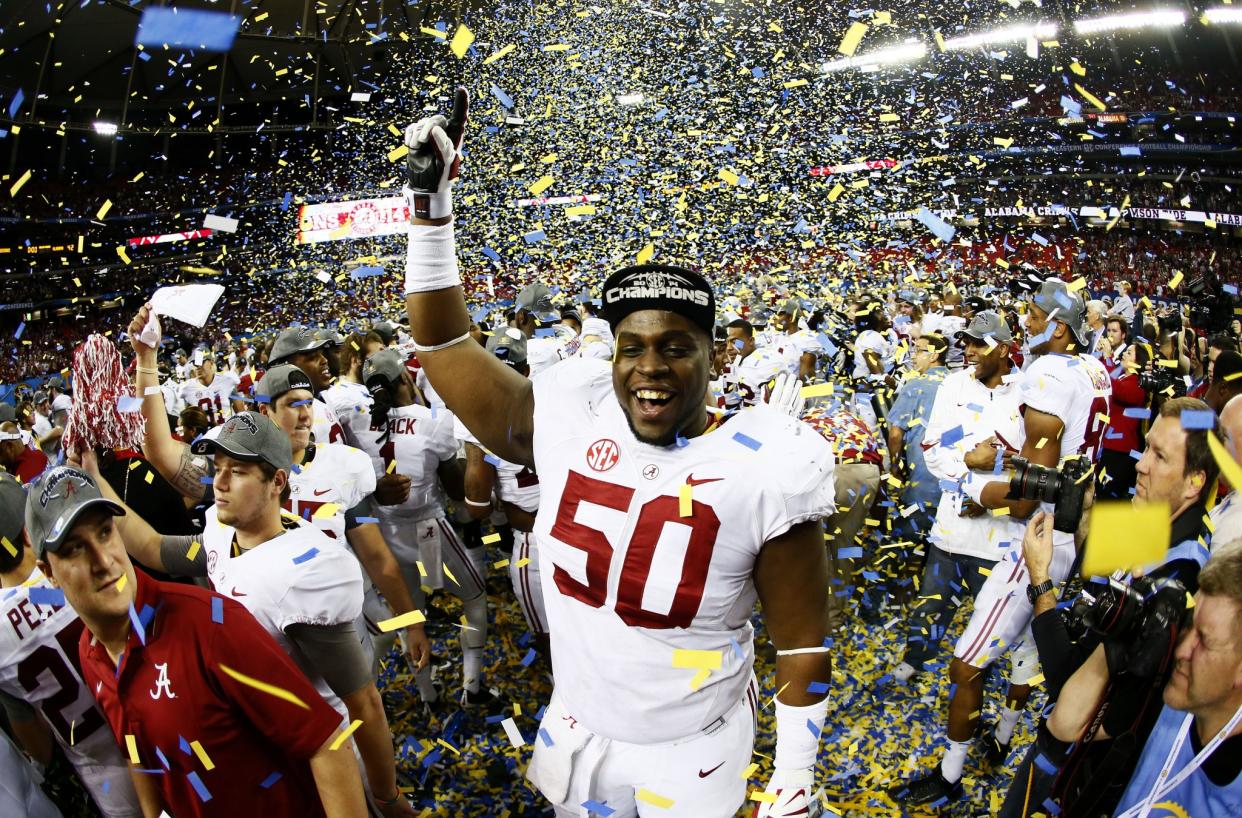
[284,621,374,698]
[158,535,209,577]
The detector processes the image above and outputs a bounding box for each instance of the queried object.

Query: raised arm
[401,89,534,466]
[72,449,167,572]
[125,305,208,502]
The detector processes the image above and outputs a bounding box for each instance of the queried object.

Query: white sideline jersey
[320,380,373,443]
[454,416,541,514]
[0,571,140,815]
[354,403,457,521]
[199,506,363,715]
[1016,352,1112,460]
[312,396,347,447]
[528,358,836,744]
[179,372,240,426]
[286,443,376,541]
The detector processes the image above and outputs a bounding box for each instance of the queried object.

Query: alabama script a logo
[149,663,177,700]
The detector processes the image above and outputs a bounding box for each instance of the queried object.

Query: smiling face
[42,508,135,627]
[963,336,1009,383]
[612,310,712,447]
[287,349,330,392]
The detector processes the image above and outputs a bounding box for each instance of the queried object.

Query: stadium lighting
[943,22,1058,50]
[821,42,927,73]
[92,121,118,135]
[1204,8,1242,25]
[1073,9,1186,35]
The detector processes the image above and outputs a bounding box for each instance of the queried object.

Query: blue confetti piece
[939,425,964,447]
[186,771,212,802]
[155,746,170,770]
[281,192,292,211]
[136,7,240,52]
[128,602,147,646]
[199,475,213,484]
[259,772,282,789]
[538,728,554,747]
[291,547,319,565]
[14,321,25,339]
[349,265,385,279]
[730,638,744,659]
[523,229,546,244]
[806,718,823,739]
[1119,146,1141,157]
[1130,449,1144,461]
[28,586,65,607]
[355,517,379,524]
[807,681,829,695]
[1224,284,1238,296]
[1034,752,1059,775]
[1122,407,1151,420]
[583,800,615,816]
[178,735,192,755]
[520,648,538,666]
[490,85,515,109]
[481,247,501,262]
[837,546,863,559]
[731,432,762,451]
[288,399,313,407]
[211,596,223,624]
[7,89,23,119]
[1180,409,1215,430]
[914,207,955,243]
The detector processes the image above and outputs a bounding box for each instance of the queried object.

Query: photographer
[1097,341,1154,501]
[1000,397,1219,817]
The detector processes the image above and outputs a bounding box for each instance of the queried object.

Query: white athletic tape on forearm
[412,332,472,353]
[405,220,461,295]
[774,696,828,770]
[775,646,831,656]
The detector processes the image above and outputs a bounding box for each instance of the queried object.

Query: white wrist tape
[774,696,829,770]
[404,184,453,220]
[962,473,987,505]
[405,220,461,295]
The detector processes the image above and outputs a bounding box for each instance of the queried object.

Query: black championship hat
[600,264,715,338]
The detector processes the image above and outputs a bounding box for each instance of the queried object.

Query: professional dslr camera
[1006,455,1093,533]
[1185,271,1236,334]
[1065,575,1191,677]
[1138,367,1188,398]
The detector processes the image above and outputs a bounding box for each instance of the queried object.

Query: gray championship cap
[268,326,330,364]
[0,404,15,424]
[777,297,803,318]
[33,391,48,405]
[24,467,125,558]
[362,349,406,386]
[955,310,1014,344]
[255,364,314,402]
[313,328,344,347]
[1,472,27,553]
[371,321,397,346]
[1032,279,1090,347]
[190,411,293,472]
[515,284,561,323]
[486,328,528,366]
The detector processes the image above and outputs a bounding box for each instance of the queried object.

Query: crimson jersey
[527,358,836,743]
[179,372,240,426]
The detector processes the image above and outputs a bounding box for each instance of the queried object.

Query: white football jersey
[1016,353,1112,461]
[179,372,240,426]
[312,396,347,447]
[354,403,457,520]
[454,416,541,514]
[199,506,363,715]
[528,358,836,743]
[286,443,377,541]
[852,329,894,377]
[160,379,185,417]
[320,380,373,443]
[0,571,135,807]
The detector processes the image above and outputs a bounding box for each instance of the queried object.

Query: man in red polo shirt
[26,465,366,818]
[0,420,48,484]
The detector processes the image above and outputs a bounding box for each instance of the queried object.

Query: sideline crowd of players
[0,93,1241,818]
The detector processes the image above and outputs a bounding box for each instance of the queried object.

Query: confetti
[217,663,310,710]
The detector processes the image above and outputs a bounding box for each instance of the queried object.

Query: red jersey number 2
[548,470,720,629]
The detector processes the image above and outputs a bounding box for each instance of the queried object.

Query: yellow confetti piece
[387,144,409,163]
[116,574,127,593]
[125,734,140,765]
[636,789,674,809]
[1,537,15,557]
[636,242,655,264]
[827,183,845,202]
[189,740,215,771]
[679,483,693,517]
[750,791,778,804]
[483,44,515,65]
[1067,277,1087,292]
[329,719,363,750]
[9,169,31,197]
[993,136,1014,149]
[143,470,154,485]
[312,502,340,520]
[741,762,759,779]
[97,199,113,220]
[416,560,428,577]
[689,668,710,690]
[672,649,722,670]
[542,43,571,51]
[838,22,868,56]
[377,610,427,632]
[449,24,474,58]
[444,565,458,586]
[420,26,447,39]
[878,113,900,123]
[481,532,502,545]
[565,204,596,217]
[513,557,531,569]
[1073,83,1107,112]
[1027,673,1046,687]
[528,175,555,195]
[493,559,510,569]
[1069,61,1086,76]
[718,168,740,185]
[1083,501,1171,576]
[186,541,201,561]
[801,382,835,399]
[218,663,310,710]
[1169,271,1184,290]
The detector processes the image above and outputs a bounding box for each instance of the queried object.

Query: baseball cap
[362,349,406,386]
[559,307,582,324]
[268,326,330,364]
[371,321,397,346]
[24,467,125,558]
[190,412,293,472]
[33,391,48,405]
[955,310,1014,344]
[515,284,561,324]
[255,364,314,402]
[0,404,15,424]
[486,328,528,366]
[1212,350,1242,385]
[776,297,802,317]
[0,472,26,553]
[314,328,344,347]
[46,376,65,390]
[1032,279,1090,347]
[963,295,990,314]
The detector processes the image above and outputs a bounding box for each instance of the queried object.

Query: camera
[1185,271,1236,334]
[1138,367,1187,397]
[1006,455,1093,533]
[1065,576,1191,677]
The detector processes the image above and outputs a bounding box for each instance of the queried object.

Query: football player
[266,327,347,446]
[178,352,242,426]
[399,90,835,818]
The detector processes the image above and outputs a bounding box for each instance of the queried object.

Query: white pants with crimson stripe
[378,513,486,602]
[530,677,758,818]
[510,531,548,634]
[953,537,1076,676]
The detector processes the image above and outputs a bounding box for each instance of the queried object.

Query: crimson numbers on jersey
[549,470,719,629]
[16,618,105,743]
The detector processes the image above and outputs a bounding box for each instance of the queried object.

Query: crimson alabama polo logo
[586,439,620,472]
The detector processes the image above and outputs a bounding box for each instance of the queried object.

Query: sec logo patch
[586,439,620,472]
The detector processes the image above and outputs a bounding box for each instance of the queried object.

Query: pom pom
[62,335,147,455]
